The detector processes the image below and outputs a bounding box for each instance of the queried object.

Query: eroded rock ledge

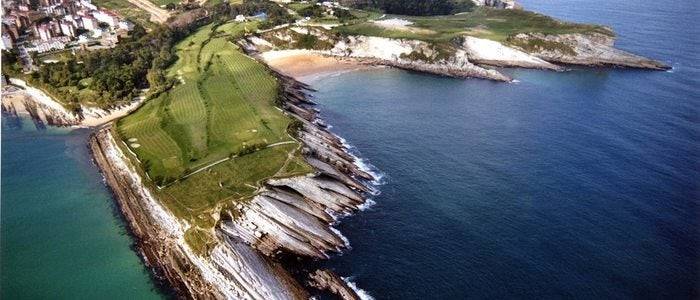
[89,56,376,299]
[309,269,362,300]
[244,25,669,83]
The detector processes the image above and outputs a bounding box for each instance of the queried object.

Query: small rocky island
[1,0,669,299]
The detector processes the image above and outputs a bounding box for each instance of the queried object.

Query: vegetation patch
[505,36,577,56]
[343,0,476,16]
[334,7,614,43]
[115,22,313,253]
[260,27,338,50]
[92,0,154,30]
[2,25,178,111]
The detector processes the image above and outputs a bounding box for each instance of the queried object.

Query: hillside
[115,21,313,253]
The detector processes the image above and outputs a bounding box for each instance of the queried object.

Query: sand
[260,50,375,82]
[80,99,144,127]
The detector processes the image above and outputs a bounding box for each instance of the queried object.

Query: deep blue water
[0,118,164,299]
[310,0,699,298]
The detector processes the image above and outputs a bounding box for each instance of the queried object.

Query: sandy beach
[260,50,376,82]
[80,99,144,127]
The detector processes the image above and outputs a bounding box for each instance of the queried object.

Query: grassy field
[92,0,154,30]
[150,0,179,7]
[116,21,313,254]
[334,7,613,42]
[287,1,315,12]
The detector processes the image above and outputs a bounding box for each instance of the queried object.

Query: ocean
[0,117,164,299]
[307,0,699,298]
[1,0,698,298]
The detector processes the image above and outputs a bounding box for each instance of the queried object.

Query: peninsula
[0,0,669,298]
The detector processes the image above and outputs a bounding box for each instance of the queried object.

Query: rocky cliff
[245,25,668,83]
[506,32,670,70]
[330,35,512,81]
[459,35,562,70]
[472,0,519,9]
[1,78,144,128]
[246,28,513,81]
[89,60,373,299]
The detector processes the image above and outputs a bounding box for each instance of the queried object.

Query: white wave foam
[326,208,352,222]
[330,227,351,249]
[335,135,387,186]
[354,157,386,186]
[342,277,375,300]
[358,198,377,211]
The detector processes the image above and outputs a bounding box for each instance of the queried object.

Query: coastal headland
[0,0,672,299]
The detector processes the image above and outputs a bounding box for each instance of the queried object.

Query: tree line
[0,0,298,112]
[341,0,475,16]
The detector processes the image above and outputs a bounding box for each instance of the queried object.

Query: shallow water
[309,0,699,298]
[0,117,164,299]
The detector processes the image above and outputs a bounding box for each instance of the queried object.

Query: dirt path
[127,0,170,23]
[165,140,298,187]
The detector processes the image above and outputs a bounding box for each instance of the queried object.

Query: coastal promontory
[0,0,671,298]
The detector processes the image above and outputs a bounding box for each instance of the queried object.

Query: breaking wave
[342,277,375,300]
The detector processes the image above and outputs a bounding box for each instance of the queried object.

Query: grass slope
[116,21,313,253]
[334,7,613,42]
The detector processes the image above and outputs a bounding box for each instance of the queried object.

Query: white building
[80,0,96,10]
[81,15,97,30]
[93,10,118,27]
[27,37,70,53]
[37,24,52,41]
[60,21,76,37]
[1,33,14,49]
[118,20,133,31]
[63,14,80,28]
[91,28,102,38]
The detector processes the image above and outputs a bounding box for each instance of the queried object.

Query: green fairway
[116,21,313,253]
[334,7,613,42]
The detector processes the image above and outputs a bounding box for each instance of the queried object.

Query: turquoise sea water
[0,117,163,299]
[307,0,699,298]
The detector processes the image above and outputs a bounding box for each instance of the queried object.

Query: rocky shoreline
[246,26,669,82]
[88,57,378,299]
[12,16,671,299]
[1,79,81,127]
[1,78,144,128]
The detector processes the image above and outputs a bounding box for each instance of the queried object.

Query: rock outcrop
[460,36,563,70]
[91,126,314,300]
[309,269,361,300]
[507,32,670,70]
[2,78,144,128]
[472,0,519,9]
[245,28,512,82]
[89,51,379,298]
[329,35,511,81]
[2,79,81,126]
[247,23,669,83]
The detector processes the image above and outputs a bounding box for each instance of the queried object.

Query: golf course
[115,21,313,253]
